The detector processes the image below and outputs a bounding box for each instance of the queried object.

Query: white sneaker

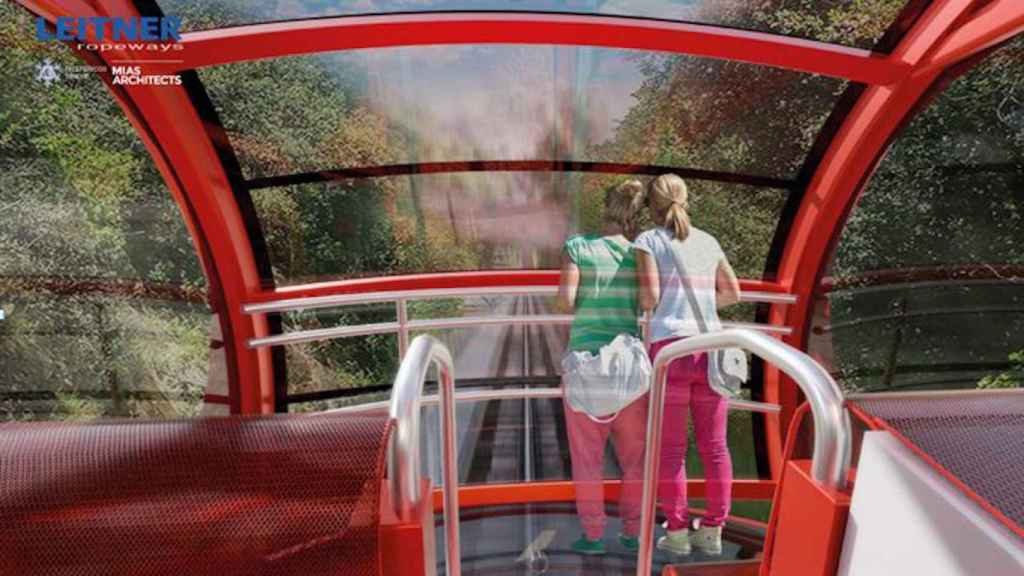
[656,528,691,555]
[690,525,722,555]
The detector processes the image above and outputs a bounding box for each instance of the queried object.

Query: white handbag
[561,334,652,423]
[667,239,748,398]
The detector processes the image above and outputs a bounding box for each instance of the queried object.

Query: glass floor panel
[436,503,764,575]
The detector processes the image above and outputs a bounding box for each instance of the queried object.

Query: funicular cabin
[1,1,1023,575]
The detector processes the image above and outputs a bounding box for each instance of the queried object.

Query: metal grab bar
[636,328,851,576]
[332,387,782,415]
[243,286,796,350]
[388,335,461,576]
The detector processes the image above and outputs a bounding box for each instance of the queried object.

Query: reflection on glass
[812,37,1024,394]
[252,175,787,284]
[163,0,908,51]
[199,45,846,180]
[422,394,763,486]
[0,4,211,421]
[279,302,399,404]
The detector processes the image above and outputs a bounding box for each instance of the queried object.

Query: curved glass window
[200,45,846,181]
[251,174,788,285]
[162,0,912,51]
[809,35,1024,394]
[0,4,215,420]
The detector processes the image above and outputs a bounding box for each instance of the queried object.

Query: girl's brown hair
[604,179,645,240]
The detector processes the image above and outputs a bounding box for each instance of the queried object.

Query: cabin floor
[436,503,763,575]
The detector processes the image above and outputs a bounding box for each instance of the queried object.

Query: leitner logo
[36,16,182,42]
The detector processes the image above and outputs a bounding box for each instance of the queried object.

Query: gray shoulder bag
[667,239,748,398]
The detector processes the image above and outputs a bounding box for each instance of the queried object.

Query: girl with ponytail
[634,174,741,556]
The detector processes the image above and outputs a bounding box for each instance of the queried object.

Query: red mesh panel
[0,414,391,576]
[851,393,1024,533]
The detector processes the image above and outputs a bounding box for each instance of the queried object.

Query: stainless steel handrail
[242,285,796,350]
[388,335,461,576]
[243,285,797,315]
[331,387,782,415]
[636,328,851,576]
[246,314,792,349]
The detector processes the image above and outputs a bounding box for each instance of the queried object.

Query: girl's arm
[636,250,661,312]
[556,251,580,313]
[715,257,742,309]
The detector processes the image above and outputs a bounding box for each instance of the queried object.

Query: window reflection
[251,175,787,284]
[199,45,846,180]
[0,4,213,421]
[811,36,1024,394]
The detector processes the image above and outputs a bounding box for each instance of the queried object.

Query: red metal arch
[172,13,906,84]
[13,2,1024,436]
[16,0,277,413]
[767,0,1024,477]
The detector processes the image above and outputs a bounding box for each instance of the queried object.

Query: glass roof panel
[162,0,912,52]
[198,45,848,181]
[250,173,788,285]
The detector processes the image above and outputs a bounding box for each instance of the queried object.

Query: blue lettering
[89,17,110,41]
[112,18,137,41]
[139,17,159,41]
[160,16,181,41]
[35,17,54,40]
[36,16,181,43]
[54,17,74,41]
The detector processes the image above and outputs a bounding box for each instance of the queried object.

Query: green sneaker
[571,535,606,556]
[618,533,639,552]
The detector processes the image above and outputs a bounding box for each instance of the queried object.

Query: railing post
[636,328,851,576]
[388,335,460,576]
[397,298,409,359]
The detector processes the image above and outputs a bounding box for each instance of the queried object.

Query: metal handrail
[331,386,782,415]
[388,335,461,576]
[636,328,851,576]
[242,285,796,349]
[243,285,797,315]
[246,313,792,349]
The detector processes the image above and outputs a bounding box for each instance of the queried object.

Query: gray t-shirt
[634,226,725,342]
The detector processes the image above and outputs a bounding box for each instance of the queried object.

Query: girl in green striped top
[556,180,648,555]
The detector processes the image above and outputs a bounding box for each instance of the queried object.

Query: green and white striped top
[563,234,640,353]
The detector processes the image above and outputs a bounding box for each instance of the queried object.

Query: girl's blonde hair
[604,179,645,240]
[647,173,691,240]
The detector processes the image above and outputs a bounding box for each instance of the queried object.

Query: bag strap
[667,237,711,335]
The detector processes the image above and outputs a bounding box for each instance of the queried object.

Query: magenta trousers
[650,337,732,529]
[563,391,649,539]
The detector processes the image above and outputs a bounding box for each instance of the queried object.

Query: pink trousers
[563,391,648,539]
[651,337,732,529]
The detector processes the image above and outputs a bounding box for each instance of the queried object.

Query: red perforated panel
[0,414,391,575]
[851,392,1024,535]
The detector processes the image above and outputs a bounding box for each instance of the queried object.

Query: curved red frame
[13,1,1024,477]
[173,13,905,84]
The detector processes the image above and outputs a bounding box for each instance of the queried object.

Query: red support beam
[918,0,1024,74]
[764,0,981,480]
[174,13,908,85]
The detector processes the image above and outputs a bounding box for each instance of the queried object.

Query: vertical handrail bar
[636,328,851,576]
[389,335,460,576]
[397,298,410,359]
